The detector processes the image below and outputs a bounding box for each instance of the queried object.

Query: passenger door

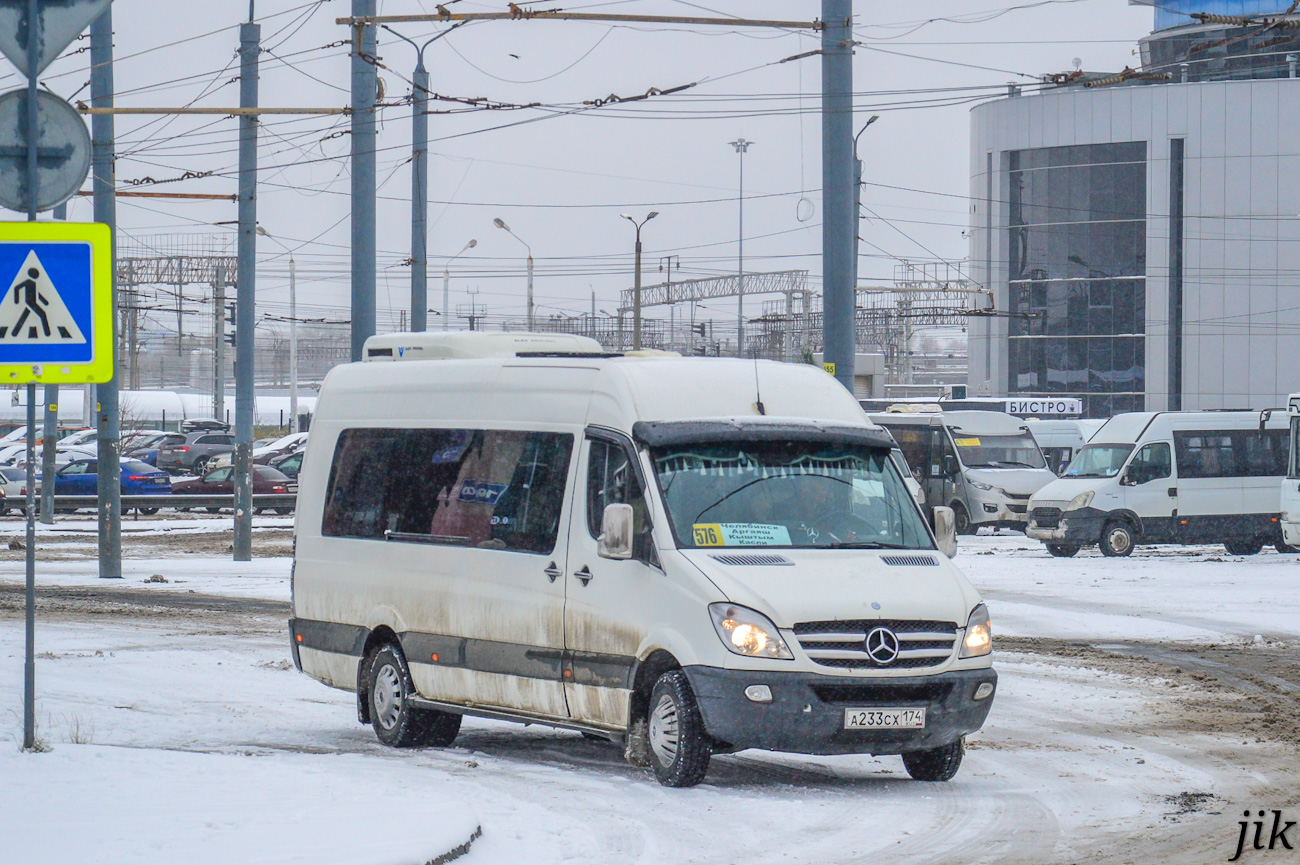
[1120,441,1176,540]
[563,430,657,730]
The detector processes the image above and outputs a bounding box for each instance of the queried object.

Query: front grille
[1032,506,1062,528]
[1005,493,1031,501]
[1006,503,1027,515]
[811,682,953,704]
[793,619,959,670]
[880,554,938,567]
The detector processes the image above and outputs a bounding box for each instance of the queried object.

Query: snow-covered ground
[2,526,1295,863]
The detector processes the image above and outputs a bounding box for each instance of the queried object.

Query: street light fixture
[852,115,880,292]
[621,211,659,350]
[255,225,299,432]
[493,217,535,329]
[443,238,477,330]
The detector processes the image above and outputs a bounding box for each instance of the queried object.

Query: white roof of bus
[1091,410,1284,445]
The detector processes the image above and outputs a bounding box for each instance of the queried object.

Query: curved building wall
[968,79,1300,415]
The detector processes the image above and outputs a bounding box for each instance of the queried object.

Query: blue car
[50,458,172,513]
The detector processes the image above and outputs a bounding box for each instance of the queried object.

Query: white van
[289,332,997,787]
[870,410,1058,534]
[1280,395,1300,546]
[1028,410,1289,557]
[1025,418,1106,476]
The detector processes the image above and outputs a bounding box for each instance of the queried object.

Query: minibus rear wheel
[1100,520,1135,557]
[1224,539,1263,556]
[647,670,711,787]
[366,644,462,748]
[1046,543,1080,558]
[902,738,964,782]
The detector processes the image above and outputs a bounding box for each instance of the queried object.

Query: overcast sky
[9,0,1154,336]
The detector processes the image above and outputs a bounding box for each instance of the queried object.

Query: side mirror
[597,503,634,560]
[932,506,958,559]
[1119,471,1137,487]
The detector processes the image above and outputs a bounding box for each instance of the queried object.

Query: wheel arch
[354,624,400,725]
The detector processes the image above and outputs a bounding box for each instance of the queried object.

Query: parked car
[269,450,302,479]
[126,432,187,467]
[211,432,309,469]
[0,466,35,512]
[46,458,172,513]
[157,431,237,474]
[171,464,296,514]
[180,418,231,433]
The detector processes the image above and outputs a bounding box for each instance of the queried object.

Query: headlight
[708,603,794,660]
[960,603,992,658]
[1065,491,1094,511]
[966,477,994,491]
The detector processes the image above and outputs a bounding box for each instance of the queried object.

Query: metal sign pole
[22,0,39,753]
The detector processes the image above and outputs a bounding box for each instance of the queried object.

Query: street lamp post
[443,238,477,330]
[621,211,659,350]
[729,138,753,356]
[256,226,299,432]
[852,114,880,293]
[493,218,534,329]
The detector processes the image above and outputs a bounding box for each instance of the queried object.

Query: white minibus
[1028,410,1289,557]
[289,332,997,787]
[1281,395,1300,546]
[1025,418,1106,476]
[869,410,1058,534]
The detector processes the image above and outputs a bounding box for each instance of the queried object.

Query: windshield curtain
[1063,443,1135,478]
[650,440,934,550]
[951,432,1046,469]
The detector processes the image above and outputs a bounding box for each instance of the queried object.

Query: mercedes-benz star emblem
[865,626,900,665]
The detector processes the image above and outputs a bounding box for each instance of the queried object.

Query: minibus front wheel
[902,737,964,782]
[1100,520,1135,557]
[1046,543,1080,558]
[647,670,712,788]
[365,644,462,749]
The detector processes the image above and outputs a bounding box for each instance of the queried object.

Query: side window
[1129,442,1171,484]
[939,431,959,476]
[884,426,929,481]
[1239,429,1288,477]
[207,467,233,482]
[61,460,88,475]
[323,428,573,554]
[1292,419,1300,479]
[587,438,649,539]
[1174,431,1235,479]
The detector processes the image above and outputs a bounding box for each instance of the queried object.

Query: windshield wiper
[986,460,1040,468]
[823,541,910,549]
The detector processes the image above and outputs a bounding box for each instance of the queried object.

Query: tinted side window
[1175,429,1288,478]
[1241,429,1288,477]
[881,425,929,480]
[323,428,573,554]
[587,438,648,538]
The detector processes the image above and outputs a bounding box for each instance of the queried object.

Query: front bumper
[684,665,996,756]
[1027,508,1104,543]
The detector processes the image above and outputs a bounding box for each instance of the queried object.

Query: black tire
[1100,520,1135,557]
[952,503,977,536]
[902,738,964,782]
[1224,539,1263,556]
[647,670,711,787]
[137,506,159,516]
[365,644,461,748]
[1276,541,1299,554]
[1046,543,1081,558]
[205,506,222,514]
[273,507,293,516]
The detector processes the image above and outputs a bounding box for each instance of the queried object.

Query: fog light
[974,682,994,701]
[983,503,998,514]
[744,684,772,703]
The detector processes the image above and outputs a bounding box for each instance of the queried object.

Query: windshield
[1062,444,1134,478]
[651,440,934,550]
[951,432,1046,469]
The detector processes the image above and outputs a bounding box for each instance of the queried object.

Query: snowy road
[2,528,1298,863]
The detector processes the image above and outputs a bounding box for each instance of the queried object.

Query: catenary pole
[289,256,297,431]
[233,11,260,562]
[822,0,856,393]
[411,53,428,331]
[351,0,377,359]
[91,7,121,581]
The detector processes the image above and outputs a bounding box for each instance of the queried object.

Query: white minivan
[1280,395,1300,546]
[1028,410,1289,557]
[290,332,997,787]
[870,410,1058,534]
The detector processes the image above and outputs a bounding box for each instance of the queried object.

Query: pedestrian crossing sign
[0,222,112,384]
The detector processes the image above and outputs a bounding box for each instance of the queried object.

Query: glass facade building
[1006,143,1148,417]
